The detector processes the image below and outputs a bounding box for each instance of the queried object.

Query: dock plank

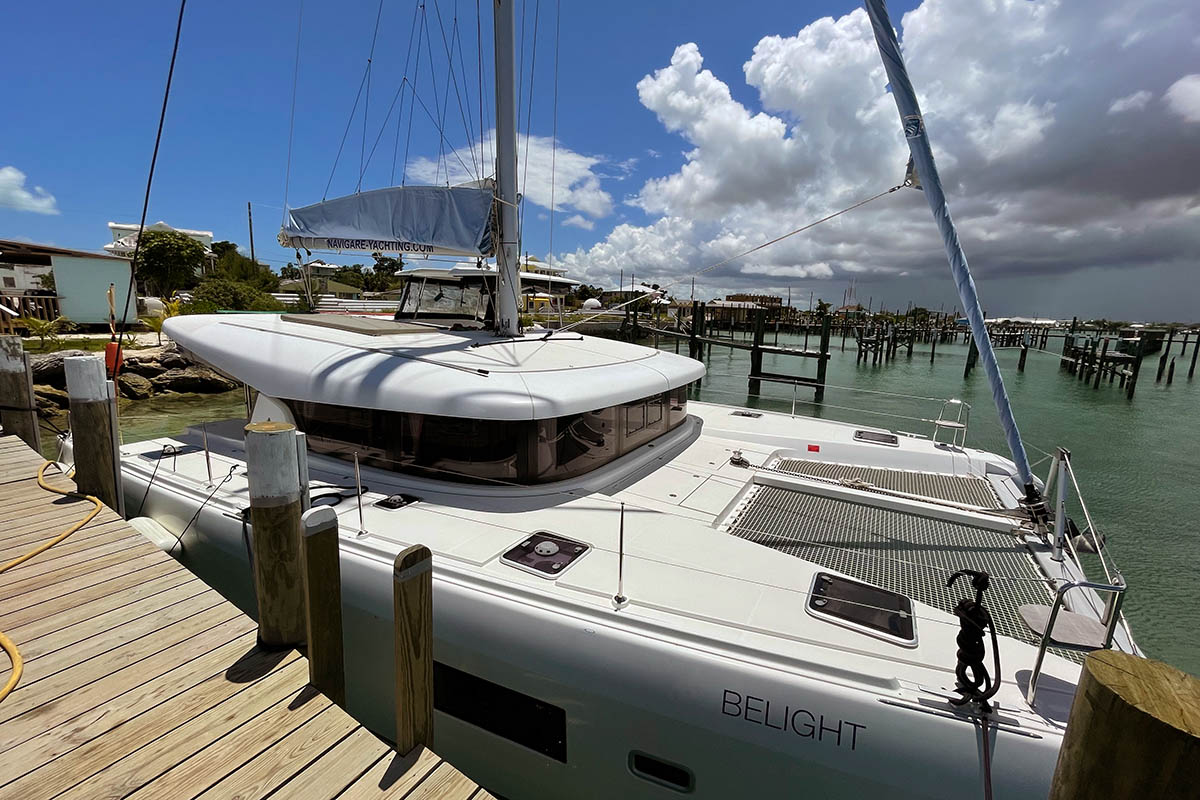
[0,434,480,799]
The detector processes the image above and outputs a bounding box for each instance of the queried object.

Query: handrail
[1026,577,1126,707]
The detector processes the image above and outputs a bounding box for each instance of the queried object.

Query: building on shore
[0,239,136,326]
[105,221,217,274]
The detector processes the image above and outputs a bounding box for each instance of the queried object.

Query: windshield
[396,277,490,321]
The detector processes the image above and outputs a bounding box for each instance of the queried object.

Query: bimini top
[163,313,705,420]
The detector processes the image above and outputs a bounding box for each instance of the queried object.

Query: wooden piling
[393,544,434,756]
[815,314,831,403]
[1156,329,1174,382]
[1190,330,1199,380]
[1018,336,1029,372]
[748,308,766,394]
[301,505,345,706]
[1167,357,1176,385]
[244,420,306,647]
[964,335,978,378]
[64,355,122,513]
[1048,650,1200,800]
[1094,339,1108,389]
[1127,336,1145,400]
[0,335,40,452]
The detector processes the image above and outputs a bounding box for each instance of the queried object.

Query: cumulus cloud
[557,0,1200,316]
[562,214,594,230]
[1164,74,1200,122]
[408,130,612,220]
[0,166,59,215]
[1108,90,1152,114]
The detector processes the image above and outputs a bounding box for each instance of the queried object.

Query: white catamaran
[76,1,1140,797]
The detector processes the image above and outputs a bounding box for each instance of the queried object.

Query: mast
[492,0,521,336]
[864,0,1039,500]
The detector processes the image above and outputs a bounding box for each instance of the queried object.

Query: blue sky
[4,0,1198,319]
[1,0,893,263]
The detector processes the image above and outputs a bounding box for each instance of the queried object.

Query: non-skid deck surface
[0,435,488,799]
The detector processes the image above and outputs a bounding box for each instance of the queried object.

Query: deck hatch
[725,485,1063,653]
[807,572,916,646]
[772,458,1002,508]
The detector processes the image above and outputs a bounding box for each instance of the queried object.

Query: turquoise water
[104,333,1198,676]
[660,330,1199,676]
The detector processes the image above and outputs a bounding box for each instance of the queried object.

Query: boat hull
[122,463,1063,799]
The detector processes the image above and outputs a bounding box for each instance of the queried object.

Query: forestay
[279,184,496,256]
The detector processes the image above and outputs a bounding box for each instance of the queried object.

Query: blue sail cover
[279,185,495,257]
[865,0,1036,494]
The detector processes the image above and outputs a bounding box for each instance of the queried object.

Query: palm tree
[17,316,75,350]
[139,297,182,346]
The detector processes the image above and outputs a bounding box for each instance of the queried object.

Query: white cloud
[1108,90,1153,114]
[0,166,59,215]
[1164,74,1200,122]
[408,130,613,220]
[556,0,1200,315]
[562,214,594,230]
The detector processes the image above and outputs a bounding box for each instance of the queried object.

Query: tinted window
[286,386,689,485]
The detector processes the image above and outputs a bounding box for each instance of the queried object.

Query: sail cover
[279,184,495,257]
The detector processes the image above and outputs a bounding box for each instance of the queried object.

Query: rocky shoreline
[31,344,238,416]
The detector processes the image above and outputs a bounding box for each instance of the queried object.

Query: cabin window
[285,385,690,485]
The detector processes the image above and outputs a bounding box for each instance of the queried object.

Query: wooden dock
[0,434,486,800]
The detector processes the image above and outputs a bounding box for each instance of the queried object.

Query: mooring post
[1018,332,1029,372]
[688,301,699,360]
[815,314,831,403]
[1049,650,1200,800]
[1094,339,1108,389]
[929,328,937,364]
[1156,329,1174,382]
[301,506,345,706]
[1127,336,1145,400]
[1167,357,1176,385]
[393,544,434,756]
[748,308,766,395]
[963,334,978,378]
[64,355,122,513]
[244,420,306,647]
[0,336,40,452]
[1190,329,1199,380]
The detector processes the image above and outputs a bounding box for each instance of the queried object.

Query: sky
[2,0,1199,320]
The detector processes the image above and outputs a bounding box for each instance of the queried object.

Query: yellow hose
[0,461,104,704]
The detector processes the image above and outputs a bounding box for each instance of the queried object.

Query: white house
[105,220,216,273]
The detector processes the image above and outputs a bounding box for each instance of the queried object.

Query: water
[103,334,1199,676]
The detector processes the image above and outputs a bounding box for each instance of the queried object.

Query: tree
[35,271,56,293]
[280,263,302,280]
[210,246,280,292]
[816,299,832,315]
[134,230,204,297]
[332,265,366,288]
[193,278,282,311]
[18,316,75,349]
[140,297,182,346]
[211,240,239,260]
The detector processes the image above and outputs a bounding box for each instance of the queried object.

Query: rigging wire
[476,0,488,174]
[112,0,187,380]
[518,0,541,251]
[391,2,423,185]
[401,3,428,185]
[324,69,369,199]
[547,0,560,269]
[432,0,480,179]
[358,0,387,192]
[281,0,305,223]
[555,183,907,336]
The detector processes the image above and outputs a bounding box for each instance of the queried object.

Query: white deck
[119,400,1101,734]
